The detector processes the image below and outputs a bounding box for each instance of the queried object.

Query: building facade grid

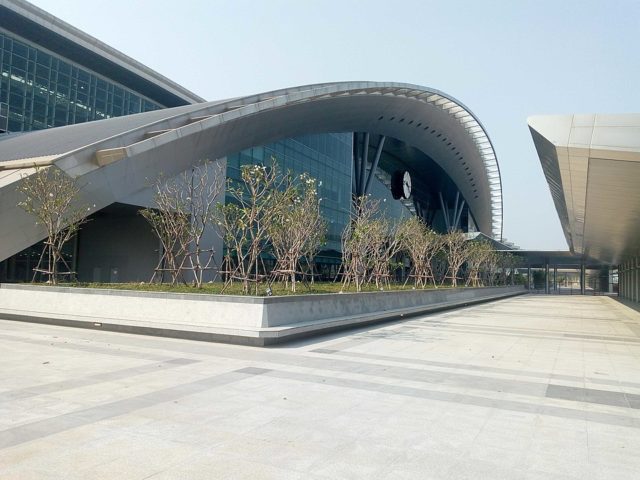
[0,30,161,132]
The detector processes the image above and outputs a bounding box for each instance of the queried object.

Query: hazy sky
[31,0,640,249]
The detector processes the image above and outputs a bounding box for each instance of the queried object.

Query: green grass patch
[53,281,443,296]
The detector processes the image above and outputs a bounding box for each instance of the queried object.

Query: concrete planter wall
[0,283,526,345]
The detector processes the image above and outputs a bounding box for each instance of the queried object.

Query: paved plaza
[1,295,640,479]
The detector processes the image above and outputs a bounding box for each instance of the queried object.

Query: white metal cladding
[528,113,640,264]
[422,91,503,240]
[0,82,503,261]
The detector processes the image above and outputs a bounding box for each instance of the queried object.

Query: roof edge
[0,0,205,106]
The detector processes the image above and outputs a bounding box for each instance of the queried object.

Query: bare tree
[267,173,326,292]
[366,217,403,289]
[483,249,500,286]
[300,199,327,286]
[397,217,443,288]
[432,249,448,285]
[442,230,468,287]
[141,175,191,285]
[499,252,521,286]
[341,196,379,292]
[17,166,90,284]
[219,160,284,295]
[142,161,225,288]
[465,241,493,287]
[183,163,224,287]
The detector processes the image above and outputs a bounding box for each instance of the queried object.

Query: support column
[545,263,549,294]
[633,257,640,302]
[554,266,558,293]
[580,263,586,295]
[634,257,638,302]
[363,135,385,196]
[451,192,459,229]
[628,262,631,300]
[617,264,621,298]
[352,133,359,195]
[358,133,370,195]
[625,262,629,299]
[622,261,629,298]
[439,192,451,232]
[624,262,627,299]
[527,266,532,291]
[454,201,466,230]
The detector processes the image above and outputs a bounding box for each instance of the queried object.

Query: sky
[31,0,640,250]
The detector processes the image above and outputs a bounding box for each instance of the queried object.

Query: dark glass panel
[11,40,27,58]
[35,63,49,78]
[57,61,70,75]
[77,69,90,83]
[32,97,48,123]
[74,104,88,123]
[36,50,51,67]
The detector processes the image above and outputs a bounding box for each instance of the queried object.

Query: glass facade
[0,31,162,132]
[226,133,353,257]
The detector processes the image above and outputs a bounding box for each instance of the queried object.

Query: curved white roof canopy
[0,82,502,262]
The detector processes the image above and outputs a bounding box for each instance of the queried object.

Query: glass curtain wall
[225,133,353,279]
[0,31,161,132]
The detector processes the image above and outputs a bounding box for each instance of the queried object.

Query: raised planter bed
[0,283,526,346]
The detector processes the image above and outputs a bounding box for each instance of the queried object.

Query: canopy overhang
[0,82,502,262]
[529,114,640,264]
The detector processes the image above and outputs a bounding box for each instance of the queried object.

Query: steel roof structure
[0,81,503,263]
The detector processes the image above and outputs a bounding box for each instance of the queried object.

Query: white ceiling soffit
[528,113,640,264]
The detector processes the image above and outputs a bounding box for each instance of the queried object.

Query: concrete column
[622,262,629,298]
[625,262,629,300]
[627,263,630,300]
[636,259,639,302]
[617,264,621,298]
[554,266,558,292]
[624,262,628,300]
[545,263,549,294]
[580,263,586,295]
[608,268,613,293]
[632,261,634,301]
[635,257,639,302]
[527,266,531,291]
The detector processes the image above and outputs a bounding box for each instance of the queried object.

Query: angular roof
[529,114,640,263]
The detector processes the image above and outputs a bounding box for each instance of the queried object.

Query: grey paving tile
[313,346,640,390]
[546,384,640,409]
[0,332,171,361]
[257,368,640,429]
[0,358,199,402]
[1,295,640,479]
[0,368,261,450]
